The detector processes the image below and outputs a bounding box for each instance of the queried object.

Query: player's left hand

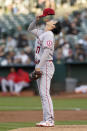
[30,69,42,81]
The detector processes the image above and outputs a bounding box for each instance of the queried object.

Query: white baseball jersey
[28,19,55,123]
[28,20,55,68]
[35,30,54,61]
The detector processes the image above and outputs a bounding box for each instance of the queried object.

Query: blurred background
[0,0,87,96]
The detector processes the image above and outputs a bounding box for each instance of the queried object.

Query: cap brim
[39,14,46,18]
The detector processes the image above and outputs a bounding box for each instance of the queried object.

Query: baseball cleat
[36,121,54,127]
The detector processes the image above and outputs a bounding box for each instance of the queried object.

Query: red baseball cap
[39,8,55,18]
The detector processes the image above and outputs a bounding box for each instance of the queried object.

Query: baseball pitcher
[28,8,62,127]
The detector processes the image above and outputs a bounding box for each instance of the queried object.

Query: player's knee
[40,91,46,98]
[8,80,14,84]
[1,79,6,84]
[40,91,50,100]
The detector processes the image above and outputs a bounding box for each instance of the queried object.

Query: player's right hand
[36,16,40,21]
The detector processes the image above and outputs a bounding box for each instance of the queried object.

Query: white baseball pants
[14,82,29,93]
[1,79,14,93]
[36,61,55,122]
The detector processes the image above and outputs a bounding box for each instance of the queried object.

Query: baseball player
[28,8,61,127]
[13,69,31,96]
[1,68,17,95]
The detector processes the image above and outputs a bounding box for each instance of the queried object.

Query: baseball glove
[30,70,42,81]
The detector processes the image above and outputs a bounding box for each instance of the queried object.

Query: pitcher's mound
[9,125,87,131]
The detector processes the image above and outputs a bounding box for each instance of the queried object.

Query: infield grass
[0,96,87,111]
[0,97,87,130]
[1,121,87,131]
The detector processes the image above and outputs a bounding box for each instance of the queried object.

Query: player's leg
[18,82,29,92]
[14,82,29,94]
[38,62,55,122]
[36,73,54,127]
[37,78,46,122]
[14,83,21,95]
[39,73,54,122]
[1,79,8,92]
[36,62,55,127]
[8,80,14,93]
[36,76,54,127]
[44,62,55,123]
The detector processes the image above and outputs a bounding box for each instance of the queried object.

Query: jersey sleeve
[43,32,54,49]
[28,19,43,37]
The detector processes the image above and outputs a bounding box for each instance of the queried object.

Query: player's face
[45,20,57,31]
[10,68,15,73]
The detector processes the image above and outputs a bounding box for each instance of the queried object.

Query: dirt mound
[9,125,87,131]
[1,110,87,123]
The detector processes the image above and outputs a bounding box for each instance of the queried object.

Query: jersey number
[36,46,40,54]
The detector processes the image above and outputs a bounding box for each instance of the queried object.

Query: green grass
[0,96,87,130]
[0,122,35,131]
[0,96,87,111]
[1,121,87,131]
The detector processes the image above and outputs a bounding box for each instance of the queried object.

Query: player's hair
[51,21,62,35]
